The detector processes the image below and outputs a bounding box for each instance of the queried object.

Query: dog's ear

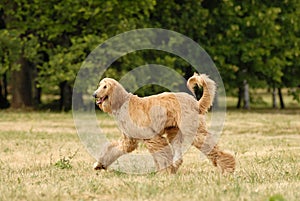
[110,84,123,103]
[109,81,128,111]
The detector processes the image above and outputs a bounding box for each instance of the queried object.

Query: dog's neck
[110,84,132,113]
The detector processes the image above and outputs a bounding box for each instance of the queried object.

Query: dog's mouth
[96,96,108,105]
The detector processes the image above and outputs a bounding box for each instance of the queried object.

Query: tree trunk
[72,91,84,111]
[33,65,41,107]
[11,57,33,108]
[0,75,10,109]
[272,87,277,108]
[237,87,243,109]
[243,80,250,109]
[278,88,285,109]
[3,73,8,99]
[33,87,42,107]
[59,81,72,111]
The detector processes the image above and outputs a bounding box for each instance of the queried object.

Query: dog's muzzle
[92,92,97,98]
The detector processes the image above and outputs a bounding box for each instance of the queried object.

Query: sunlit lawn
[0,108,299,201]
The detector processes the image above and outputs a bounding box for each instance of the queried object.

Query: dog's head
[93,78,118,113]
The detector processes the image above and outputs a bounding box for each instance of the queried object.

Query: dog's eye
[103,85,107,89]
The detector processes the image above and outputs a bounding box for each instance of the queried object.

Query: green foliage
[0,29,21,74]
[288,88,300,103]
[269,194,286,201]
[54,149,78,170]
[0,0,300,108]
[1,0,157,89]
[202,0,300,103]
[54,157,73,170]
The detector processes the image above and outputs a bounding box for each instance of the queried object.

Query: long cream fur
[187,72,216,114]
[93,73,235,173]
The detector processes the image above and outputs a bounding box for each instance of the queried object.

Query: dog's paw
[93,162,106,170]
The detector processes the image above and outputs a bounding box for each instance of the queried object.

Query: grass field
[0,109,299,201]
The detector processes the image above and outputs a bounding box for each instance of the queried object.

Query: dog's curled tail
[187,73,216,114]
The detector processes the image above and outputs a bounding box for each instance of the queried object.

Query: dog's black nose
[92,92,97,98]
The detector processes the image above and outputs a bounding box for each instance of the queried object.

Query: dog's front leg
[94,134,138,170]
[93,141,124,170]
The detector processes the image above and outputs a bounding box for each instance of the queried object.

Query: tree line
[0,0,299,110]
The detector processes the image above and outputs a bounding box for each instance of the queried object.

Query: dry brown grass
[0,109,299,201]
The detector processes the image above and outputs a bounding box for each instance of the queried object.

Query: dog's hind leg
[192,126,235,173]
[165,128,183,173]
[205,145,235,173]
[94,133,138,170]
[144,135,176,174]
